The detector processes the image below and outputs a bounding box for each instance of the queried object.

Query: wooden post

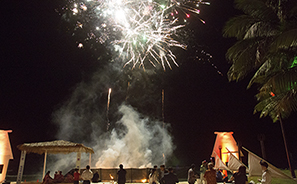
[42,151,47,181]
[16,150,26,184]
[89,153,92,167]
[237,141,242,161]
[257,134,266,160]
[76,152,81,169]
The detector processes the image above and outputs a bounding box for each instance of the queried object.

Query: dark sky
[1,0,297,175]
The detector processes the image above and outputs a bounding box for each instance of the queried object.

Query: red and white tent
[0,130,13,183]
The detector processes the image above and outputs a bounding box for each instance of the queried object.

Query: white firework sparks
[61,0,208,70]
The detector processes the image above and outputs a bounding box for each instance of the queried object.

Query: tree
[223,0,297,121]
[223,0,297,177]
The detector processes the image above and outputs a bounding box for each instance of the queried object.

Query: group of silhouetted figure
[149,165,179,184]
[42,166,100,184]
[188,158,271,184]
[42,159,271,184]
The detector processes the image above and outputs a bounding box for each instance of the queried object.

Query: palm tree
[223,0,297,177]
[223,0,297,121]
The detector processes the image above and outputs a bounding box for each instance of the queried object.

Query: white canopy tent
[214,146,292,180]
[242,147,292,179]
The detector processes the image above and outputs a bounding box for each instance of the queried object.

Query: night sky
[1,0,297,175]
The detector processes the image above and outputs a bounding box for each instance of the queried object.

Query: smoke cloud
[51,65,174,172]
[95,104,173,168]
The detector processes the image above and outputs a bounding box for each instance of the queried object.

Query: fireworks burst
[59,0,209,70]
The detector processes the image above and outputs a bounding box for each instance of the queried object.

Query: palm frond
[254,89,297,122]
[248,60,272,88]
[226,42,258,81]
[258,68,297,96]
[225,0,297,122]
[270,29,297,51]
[244,21,279,39]
[254,68,297,122]
[226,37,273,81]
[223,15,260,39]
[235,0,279,21]
[284,1,297,19]
[248,50,297,88]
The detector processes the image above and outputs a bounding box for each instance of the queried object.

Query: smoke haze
[51,65,174,172]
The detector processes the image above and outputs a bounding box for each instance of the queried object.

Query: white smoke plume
[51,65,174,172]
[95,104,173,168]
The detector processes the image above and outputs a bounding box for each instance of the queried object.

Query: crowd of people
[149,165,179,184]
[42,160,271,184]
[42,166,101,184]
[187,159,271,184]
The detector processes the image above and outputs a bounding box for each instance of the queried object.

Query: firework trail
[106,88,112,130]
[59,0,209,70]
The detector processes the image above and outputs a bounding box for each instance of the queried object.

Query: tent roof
[17,140,94,154]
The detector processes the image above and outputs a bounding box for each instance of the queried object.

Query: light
[109,174,114,179]
[0,130,13,183]
[141,179,147,183]
[270,92,275,97]
[77,22,83,28]
[115,9,127,23]
[142,35,147,41]
[213,132,238,164]
[203,2,211,5]
[78,43,83,48]
[80,4,87,11]
[72,8,78,14]
[60,0,209,70]
[290,56,297,68]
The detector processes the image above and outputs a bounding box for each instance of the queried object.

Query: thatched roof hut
[17,140,94,154]
[16,140,94,184]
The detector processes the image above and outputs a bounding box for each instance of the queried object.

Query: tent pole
[89,153,91,167]
[76,152,81,169]
[42,151,47,181]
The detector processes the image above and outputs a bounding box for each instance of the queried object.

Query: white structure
[0,130,13,183]
[211,132,239,165]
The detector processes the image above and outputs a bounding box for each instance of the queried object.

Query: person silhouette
[117,164,127,184]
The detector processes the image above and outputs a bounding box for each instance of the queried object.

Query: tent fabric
[243,147,292,179]
[211,132,238,160]
[0,130,13,183]
[214,152,232,172]
[228,152,249,173]
[0,130,13,158]
[17,140,94,154]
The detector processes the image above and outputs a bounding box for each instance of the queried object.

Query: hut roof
[17,140,94,154]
